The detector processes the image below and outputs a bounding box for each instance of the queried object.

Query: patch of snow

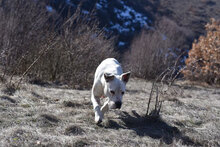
[170,52,178,58]
[124,4,147,26]
[149,26,155,31]
[90,33,98,39]
[46,6,53,12]
[66,0,75,6]
[96,0,108,9]
[161,34,167,41]
[165,53,169,58]
[96,3,102,9]
[104,27,110,32]
[114,8,132,20]
[118,41,126,46]
[110,1,148,33]
[181,56,187,64]
[120,0,125,5]
[168,48,173,51]
[111,24,130,33]
[124,21,131,26]
[82,10,89,15]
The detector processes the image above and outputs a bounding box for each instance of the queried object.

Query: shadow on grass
[0,96,16,103]
[103,110,202,146]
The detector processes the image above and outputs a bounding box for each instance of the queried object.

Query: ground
[0,78,220,146]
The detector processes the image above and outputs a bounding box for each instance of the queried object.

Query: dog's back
[94,58,123,81]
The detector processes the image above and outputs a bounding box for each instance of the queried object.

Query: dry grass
[0,77,219,146]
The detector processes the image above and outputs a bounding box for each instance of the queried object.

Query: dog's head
[103,72,130,109]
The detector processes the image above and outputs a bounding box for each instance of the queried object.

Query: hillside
[0,1,219,146]
[144,0,220,37]
[0,78,219,146]
[44,0,220,51]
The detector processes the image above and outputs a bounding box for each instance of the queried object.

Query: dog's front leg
[101,100,109,115]
[91,92,103,124]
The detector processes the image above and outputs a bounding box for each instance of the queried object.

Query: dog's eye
[121,92,125,95]
[110,90,115,95]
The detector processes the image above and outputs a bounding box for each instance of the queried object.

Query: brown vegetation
[0,0,116,89]
[124,17,191,79]
[182,18,220,84]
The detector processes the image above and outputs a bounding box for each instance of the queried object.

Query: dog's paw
[95,118,102,125]
[95,116,102,124]
[95,112,103,124]
[94,106,103,124]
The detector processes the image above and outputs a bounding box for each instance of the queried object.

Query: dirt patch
[74,139,89,147]
[64,125,85,136]
[37,114,60,128]
[40,114,59,123]
[63,101,83,108]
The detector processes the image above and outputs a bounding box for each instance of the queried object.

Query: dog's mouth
[109,106,121,109]
[116,106,121,109]
[109,101,122,109]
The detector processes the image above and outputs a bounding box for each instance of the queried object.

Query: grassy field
[0,78,219,146]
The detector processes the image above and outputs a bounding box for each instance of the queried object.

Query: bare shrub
[0,0,116,89]
[21,16,116,88]
[182,18,220,84]
[0,0,52,69]
[146,61,184,117]
[124,17,192,79]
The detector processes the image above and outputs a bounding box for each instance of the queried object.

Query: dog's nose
[115,101,122,109]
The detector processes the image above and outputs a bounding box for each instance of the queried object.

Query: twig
[15,40,57,89]
[155,85,159,111]
[146,82,155,116]
[9,53,29,86]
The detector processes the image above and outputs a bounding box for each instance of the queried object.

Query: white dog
[91,58,130,124]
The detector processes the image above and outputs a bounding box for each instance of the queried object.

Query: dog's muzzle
[115,101,122,109]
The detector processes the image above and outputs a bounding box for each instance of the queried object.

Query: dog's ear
[104,73,115,82]
[121,72,130,83]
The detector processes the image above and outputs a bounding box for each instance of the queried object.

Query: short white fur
[91,58,130,124]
